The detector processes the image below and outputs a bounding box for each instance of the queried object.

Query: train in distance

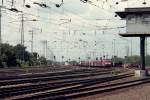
[77,60,123,67]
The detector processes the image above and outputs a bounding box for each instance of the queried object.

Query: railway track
[1,73,132,99]
[0,68,135,100]
[0,68,124,86]
[0,68,102,80]
[7,75,150,100]
[0,68,118,80]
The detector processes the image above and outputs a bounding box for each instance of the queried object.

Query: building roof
[119,33,150,37]
[116,7,150,18]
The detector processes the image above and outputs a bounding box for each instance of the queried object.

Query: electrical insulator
[116,2,119,5]
[25,4,31,8]
[143,2,147,5]
[9,8,19,12]
[80,0,88,3]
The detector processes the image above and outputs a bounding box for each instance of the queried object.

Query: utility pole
[0,6,2,57]
[102,43,105,59]
[111,40,113,58]
[130,39,132,56]
[23,0,25,5]
[29,27,41,54]
[42,40,47,58]
[145,37,147,56]
[0,2,21,59]
[2,0,3,6]
[21,14,24,46]
[29,30,34,54]
[31,30,33,54]
[113,39,116,57]
[11,0,14,7]
[20,13,25,62]
[45,40,47,59]
[126,43,129,57]
[113,39,116,66]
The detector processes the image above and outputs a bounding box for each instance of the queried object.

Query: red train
[79,60,113,67]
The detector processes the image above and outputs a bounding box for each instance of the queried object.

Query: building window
[127,15,136,24]
[142,15,150,24]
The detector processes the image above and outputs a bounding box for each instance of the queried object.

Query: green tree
[1,43,17,67]
[38,56,47,65]
[111,56,124,63]
[13,44,26,61]
[126,55,140,64]
[145,55,150,66]
[0,43,47,68]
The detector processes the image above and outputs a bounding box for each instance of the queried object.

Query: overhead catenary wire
[2,0,145,59]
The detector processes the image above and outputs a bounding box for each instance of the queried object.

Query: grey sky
[2,0,150,61]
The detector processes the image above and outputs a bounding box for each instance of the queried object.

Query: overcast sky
[2,0,150,61]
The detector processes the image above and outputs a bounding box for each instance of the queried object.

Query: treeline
[112,55,150,66]
[0,43,47,68]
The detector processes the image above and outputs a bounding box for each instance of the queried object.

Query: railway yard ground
[0,66,150,100]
